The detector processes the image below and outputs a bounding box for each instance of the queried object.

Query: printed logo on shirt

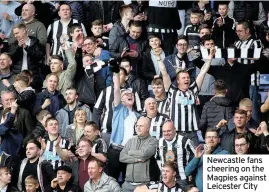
[149,0,177,8]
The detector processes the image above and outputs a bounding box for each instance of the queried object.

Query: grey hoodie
[84,172,122,192]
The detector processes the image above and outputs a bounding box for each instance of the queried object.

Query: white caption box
[203,155,269,192]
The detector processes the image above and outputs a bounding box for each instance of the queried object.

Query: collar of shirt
[25,37,31,46]
[0,185,8,192]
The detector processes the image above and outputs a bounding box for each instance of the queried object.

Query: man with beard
[56,87,92,136]
[17,139,55,192]
[134,161,183,192]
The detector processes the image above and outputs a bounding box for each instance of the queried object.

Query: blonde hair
[239,98,252,108]
[74,109,87,129]
[25,175,39,185]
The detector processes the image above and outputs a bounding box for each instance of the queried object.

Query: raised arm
[156,51,172,91]
[195,48,215,90]
[113,72,121,107]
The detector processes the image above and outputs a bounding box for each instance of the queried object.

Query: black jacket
[9,36,44,91]
[259,20,269,45]
[233,1,259,21]
[7,85,36,112]
[33,89,66,117]
[212,16,236,48]
[0,107,35,139]
[127,74,149,108]
[220,128,261,154]
[49,182,81,192]
[199,96,233,132]
[110,34,147,76]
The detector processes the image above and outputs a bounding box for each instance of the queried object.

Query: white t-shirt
[21,37,31,71]
[121,110,137,146]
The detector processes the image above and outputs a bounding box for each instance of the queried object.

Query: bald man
[144,97,169,139]
[156,121,195,190]
[120,116,159,192]
[8,3,47,46]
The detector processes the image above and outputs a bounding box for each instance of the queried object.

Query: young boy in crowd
[41,117,70,170]
[184,9,203,47]
[25,175,40,192]
[212,2,236,48]
[91,19,109,49]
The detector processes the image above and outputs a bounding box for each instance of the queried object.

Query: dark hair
[85,121,100,131]
[205,128,219,137]
[201,34,214,45]
[129,20,142,28]
[191,8,203,15]
[237,20,251,30]
[148,33,161,41]
[68,23,82,34]
[218,1,229,7]
[92,19,103,26]
[176,35,188,44]
[120,58,131,65]
[45,117,58,127]
[119,67,128,76]
[27,139,42,149]
[66,87,79,96]
[83,36,97,43]
[214,79,227,94]
[50,55,64,62]
[234,109,247,117]
[58,3,72,12]
[235,133,250,143]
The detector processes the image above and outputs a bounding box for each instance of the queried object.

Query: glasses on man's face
[235,143,247,148]
[177,43,188,47]
[205,136,218,139]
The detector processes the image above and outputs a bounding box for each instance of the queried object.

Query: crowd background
[0,0,269,192]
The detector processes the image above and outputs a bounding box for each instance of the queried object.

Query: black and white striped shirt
[144,113,170,139]
[92,136,108,155]
[168,83,199,132]
[47,19,87,55]
[156,134,195,181]
[147,181,183,192]
[235,38,263,85]
[156,97,171,116]
[42,135,71,170]
[93,85,142,133]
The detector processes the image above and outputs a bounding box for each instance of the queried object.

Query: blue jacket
[185,145,229,192]
[110,104,140,145]
[0,113,23,158]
